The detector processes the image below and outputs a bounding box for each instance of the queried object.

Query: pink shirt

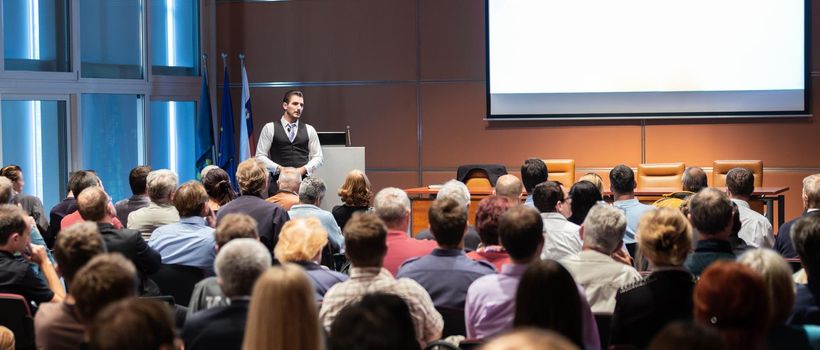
[384,230,437,276]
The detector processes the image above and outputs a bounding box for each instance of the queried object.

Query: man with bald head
[654,167,708,209]
[494,174,523,203]
[77,187,161,295]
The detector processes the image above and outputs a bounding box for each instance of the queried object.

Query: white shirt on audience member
[540,212,582,261]
[731,198,774,248]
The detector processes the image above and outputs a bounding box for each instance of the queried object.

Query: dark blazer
[216,194,289,251]
[775,210,820,259]
[45,197,76,248]
[610,269,697,349]
[97,223,162,295]
[182,299,249,350]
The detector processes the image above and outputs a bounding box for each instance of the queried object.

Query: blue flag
[218,66,238,189]
[195,69,215,177]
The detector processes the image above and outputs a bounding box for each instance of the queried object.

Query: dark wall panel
[419,0,485,80]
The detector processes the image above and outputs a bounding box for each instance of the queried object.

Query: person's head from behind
[498,206,544,264]
[438,179,470,208]
[214,213,259,249]
[215,238,271,298]
[274,218,328,264]
[737,249,795,326]
[298,176,326,205]
[146,169,178,205]
[0,165,23,193]
[682,167,708,193]
[373,187,411,231]
[173,181,209,218]
[0,177,13,204]
[725,167,755,199]
[429,197,467,249]
[533,181,570,217]
[694,261,769,350]
[72,253,137,324]
[343,213,388,268]
[475,195,516,247]
[521,158,548,194]
[54,222,105,286]
[609,164,636,196]
[495,174,523,202]
[688,188,733,238]
[276,167,301,193]
[89,299,178,350]
[637,207,692,268]
[791,215,820,276]
[568,180,603,226]
[128,166,152,196]
[202,167,236,205]
[514,260,583,348]
[801,174,820,210]
[581,204,627,255]
[236,159,268,197]
[70,170,100,200]
[329,293,420,350]
[338,169,372,207]
[243,264,320,350]
[0,205,29,253]
[77,187,113,223]
[648,322,727,350]
[482,328,580,350]
[578,173,604,195]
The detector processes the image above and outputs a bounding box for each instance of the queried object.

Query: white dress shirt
[561,249,642,313]
[731,198,774,248]
[255,118,323,175]
[540,212,582,261]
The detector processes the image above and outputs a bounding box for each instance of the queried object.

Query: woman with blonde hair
[332,169,372,229]
[274,218,347,301]
[242,264,322,350]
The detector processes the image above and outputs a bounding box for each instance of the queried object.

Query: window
[2,0,70,72]
[80,0,144,79]
[149,100,196,183]
[150,0,199,76]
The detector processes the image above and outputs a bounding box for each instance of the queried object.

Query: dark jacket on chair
[97,223,162,296]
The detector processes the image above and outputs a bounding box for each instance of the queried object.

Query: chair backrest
[543,159,576,186]
[594,313,613,350]
[712,160,763,187]
[436,306,467,338]
[149,264,206,307]
[463,170,492,190]
[0,293,34,350]
[637,163,685,189]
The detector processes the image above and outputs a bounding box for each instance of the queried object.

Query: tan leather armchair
[543,159,576,186]
[712,160,763,187]
[637,163,685,189]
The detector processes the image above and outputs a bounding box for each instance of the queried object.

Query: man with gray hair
[415,179,481,251]
[182,238,271,349]
[683,188,735,276]
[127,169,180,239]
[375,187,437,275]
[776,174,820,258]
[265,167,301,210]
[288,176,344,253]
[561,204,641,312]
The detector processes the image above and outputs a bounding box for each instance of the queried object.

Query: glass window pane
[3,0,70,72]
[150,0,199,76]
[80,94,143,202]
[149,101,196,183]
[1,100,67,211]
[80,0,143,79]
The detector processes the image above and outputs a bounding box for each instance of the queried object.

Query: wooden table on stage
[404,186,789,235]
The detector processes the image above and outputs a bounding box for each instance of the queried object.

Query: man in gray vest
[255,90,324,196]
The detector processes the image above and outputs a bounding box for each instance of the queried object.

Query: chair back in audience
[456,164,507,189]
[436,306,467,338]
[0,293,34,350]
[463,170,492,189]
[149,264,207,307]
[543,159,576,186]
[712,160,763,187]
[595,313,613,350]
[637,163,685,189]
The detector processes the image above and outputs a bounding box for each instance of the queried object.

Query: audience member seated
[562,205,641,313]
[694,261,770,350]
[114,165,152,228]
[567,180,603,226]
[264,167,300,210]
[533,181,581,260]
[79,187,162,295]
[1,165,48,235]
[72,254,139,335]
[148,181,217,274]
[466,206,544,339]
[494,174,524,203]
[217,159,289,251]
[0,178,52,265]
[61,170,124,231]
[521,158,548,207]
[89,299,180,350]
[789,215,820,325]
[579,172,605,196]
[329,293,421,350]
[0,205,64,305]
[45,171,86,247]
[415,179,481,251]
[182,239,270,350]
[610,207,696,349]
[288,176,344,253]
[188,213,259,316]
[274,218,348,301]
[647,322,727,350]
[610,164,655,257]
[482,328,580,350]
[653,166,707,210]
[127,169,180,239]
[0,326,12,350]
[775,174,820,258]
[243,264,322,350]
[202,167,237,213]
[375,187,437,275]
[35,222,104,350]
[397,198,495,310]
[467,195,516,270]
[684,188,736,276]
[332,169,373,230]
[726,167,773,248]
[319,213,443,344]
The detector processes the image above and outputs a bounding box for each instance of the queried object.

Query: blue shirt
[613,198,655,244]
[396,248,495,310]
[148,217,216,273]
[288,204,345,253]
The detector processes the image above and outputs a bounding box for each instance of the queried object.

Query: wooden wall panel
[367,171,419,193]
[419,0,485,80]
